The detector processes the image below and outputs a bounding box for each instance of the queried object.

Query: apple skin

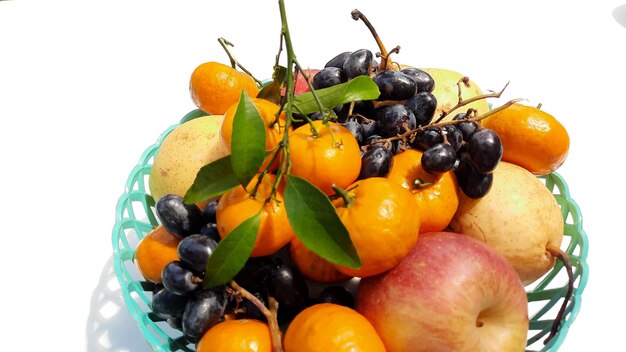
[356,232,528,352]
[281,68,319,96]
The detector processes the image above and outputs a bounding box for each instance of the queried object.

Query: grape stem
[217,37,264,87]
[366,97,525,149]
[228,280,284,352]
[379,45,401,70]
[543,245,575,345]
[434,80,511,123]
[351,9,392,71]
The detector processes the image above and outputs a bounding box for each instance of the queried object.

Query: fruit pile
[131,3,577,352]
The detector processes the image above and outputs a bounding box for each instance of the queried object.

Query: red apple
[281,68,319,96]
[356,232,529,352]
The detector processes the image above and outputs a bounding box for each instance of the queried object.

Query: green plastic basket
[112,117,589,352]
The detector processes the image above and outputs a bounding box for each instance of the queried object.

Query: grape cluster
[149,195,357,342]
[151,195,226,342]
[416,113,503,198]
[310,50,503,198]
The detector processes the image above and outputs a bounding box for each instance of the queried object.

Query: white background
[1,0,624,350]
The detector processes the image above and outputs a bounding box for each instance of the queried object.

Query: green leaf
[284,175,361,268]
[179,108,209,124]
[184,155,239,204]
[257,65,287,105]
[292,76,380,115]
[231,91,267,188]
[203,212,261,288]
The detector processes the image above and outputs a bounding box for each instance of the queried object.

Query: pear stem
[543,245,575,345]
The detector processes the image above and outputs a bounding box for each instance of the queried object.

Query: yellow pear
[449,161,563,285]
[149,115,229,205]
[422,67,490,122]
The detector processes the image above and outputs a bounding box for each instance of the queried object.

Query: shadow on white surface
[614,4,626,27]
[86,255,152,352]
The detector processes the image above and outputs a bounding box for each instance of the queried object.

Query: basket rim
[537,172,589,349]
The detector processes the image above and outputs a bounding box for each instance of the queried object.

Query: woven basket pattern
[112,121,588,352]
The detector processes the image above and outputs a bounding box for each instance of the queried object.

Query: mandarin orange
[481,103,569,175]
[196,319,271,352]
[216,174,295,257]
[134,226,181,283]
[386,149,459,233]
[190,61,259,115]
[332,177,421,278]
[289,120,361,195]
[284,303,386,352]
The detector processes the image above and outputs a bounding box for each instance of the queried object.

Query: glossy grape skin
[341,118,365,145]
[443,125,464,152]
[325,51,352,69]
[455,152,494,198]
[200,223,221,243]
[373,70,417,101]
[318,285,355,309]
[364,134,394,153]
[266,264,309,324]
[182,288,228,343]
[374,104,416,138]
[161,261,200,296]
[359,119,377,140]
[421,143,457,175]
[201,200,218,224]
[453,113,479,142]
[467,128,503,174]
[364,134,383,145]
[410,128,443,151]
[359,146,394,179]
[404,92,437,127]
[177,234,218,274]
[343,49,373,79]
[167,317,183,331]
[155,194,204,238]
[152,288,190,320]
[401,67,435,93]
[313,67,345,90]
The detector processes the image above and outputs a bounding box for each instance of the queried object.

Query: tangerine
[289,120,361,195]
[289,237,353,283]
[331,177,421,278]
[481,103,569,176]
[190,61,259,115]
[134,226,181,283]
[216,174,295,257]
[196,319,271,352]
[220,97,289,170]
[386,149,459,233]
[284,303,387,352]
